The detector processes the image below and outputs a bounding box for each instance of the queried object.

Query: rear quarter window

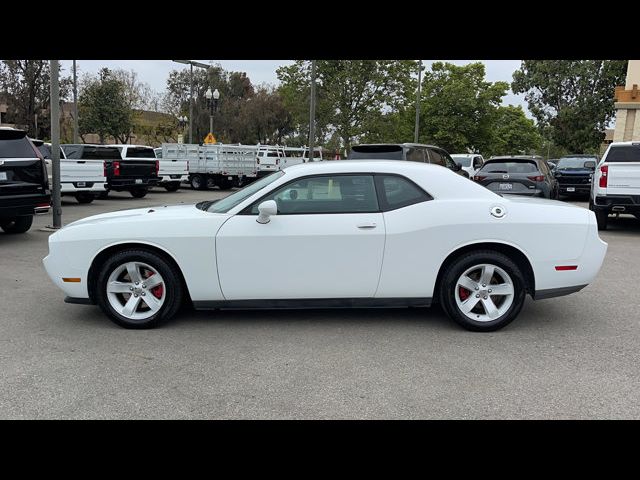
[0,136,37,158]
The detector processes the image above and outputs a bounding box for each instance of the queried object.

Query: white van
[256,146,285,177]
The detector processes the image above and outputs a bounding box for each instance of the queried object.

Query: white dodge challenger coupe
[43,161,607,331]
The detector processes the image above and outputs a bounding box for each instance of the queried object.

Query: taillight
[474,175,486,181]
[599,165,608,188]
[113,161,120,176]
[155,160,159,175]
[527,175,545,182]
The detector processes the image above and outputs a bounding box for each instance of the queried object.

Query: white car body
[44,161,607,329]
[452,154,484,177]
[591,141,640,213]
[256,146,285,175]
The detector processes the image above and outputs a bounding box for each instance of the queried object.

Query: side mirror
[584,161,596,169]
[256,200,277,224]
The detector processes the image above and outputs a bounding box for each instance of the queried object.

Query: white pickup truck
[34,140,106,204]
[154,146,190,192]
[590,141,640,230]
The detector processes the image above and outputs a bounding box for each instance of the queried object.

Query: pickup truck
[553,154,597,198]
[590,141,640,230]
[256,146,285,177]
[133,145,188,192]
[0,128,50,234]
[62,144,159,198]
[32,140,106,204]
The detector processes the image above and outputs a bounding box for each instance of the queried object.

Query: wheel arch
[87,241,191,304]
[433,241,536,302]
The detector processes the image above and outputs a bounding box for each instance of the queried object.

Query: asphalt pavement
[1,188,639,419]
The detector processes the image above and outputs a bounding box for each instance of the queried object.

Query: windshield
[480,161,538,174]
[557,157,597,169]
[451,156,472,167]
[203,171,285,213]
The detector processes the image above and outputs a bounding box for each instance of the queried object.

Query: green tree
[0,60,72,139]
[487,105,542,157]
[416,62,508,153]
[511,60,628,153]
[277,60,417,152]
[78,68,133,144]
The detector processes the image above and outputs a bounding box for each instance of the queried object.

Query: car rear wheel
[439,250,526,332]
[75,193,95,204]
[95,249,184,328]
[0,215,33,234]
[130,188,148,198]
[164,182,180,192]
[190,174,207,190]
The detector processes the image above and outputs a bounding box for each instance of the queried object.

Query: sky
[59,59,528,114]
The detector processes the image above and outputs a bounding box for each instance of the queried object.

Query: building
[612,60,640,142]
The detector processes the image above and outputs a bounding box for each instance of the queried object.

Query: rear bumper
[159,174,188,183]
[61,182,106,194]
[594,194,640,213]
[107,178,159,190]
[534,284,587,300]
[0,192,51,217]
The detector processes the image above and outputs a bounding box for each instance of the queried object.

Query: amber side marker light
[62,278,81,283]
[555,266,578,271]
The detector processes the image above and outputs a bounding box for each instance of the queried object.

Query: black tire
[75,193,95,204]
[590,200,608,231]
[95,249,184,329]
[438,250,527,332]
[164,182,180,192]
[98,190,109,199]
[130,188,148,198]
[0,215,33,234]
[217,178,233,190]
[190,174,207,190]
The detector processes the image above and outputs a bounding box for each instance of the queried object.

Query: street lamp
[172,60,211,143]
[177,115,188,141]
[205,87,220,136]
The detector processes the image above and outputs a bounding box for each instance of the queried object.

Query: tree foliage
[78,68,133,144]
[512,60,628,153]
[488,105,542,156]
[0,60,72,139]
[277,60,417,151]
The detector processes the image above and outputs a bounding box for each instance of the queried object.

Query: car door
[215,174,385,300]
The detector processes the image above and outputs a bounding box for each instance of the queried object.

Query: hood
[63,203,221,229]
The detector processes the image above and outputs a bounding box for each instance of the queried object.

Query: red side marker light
[555,265,578,271]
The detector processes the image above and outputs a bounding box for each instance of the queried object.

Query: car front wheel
[95,249,184,328]
[439,250,526,332]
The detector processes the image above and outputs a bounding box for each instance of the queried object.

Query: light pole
[205,87,220,135]
[172,60,210,144]
[49,60,62,229]
[309,60,317,161]
[414,60,423,143]
[73,60,79,144]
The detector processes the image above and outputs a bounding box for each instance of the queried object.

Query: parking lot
[1,187,640,419]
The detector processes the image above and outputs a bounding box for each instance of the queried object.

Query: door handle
[357,223,377,229]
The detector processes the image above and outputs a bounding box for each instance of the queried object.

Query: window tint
[249,175,379,214]
[61,145,80,158]
[349,145,404,160]
[452,156,472,167]
[83,147,122,160]
[605,145,640,163]
[480,161,538,174]
[474,157,483,169]
[377,175,432,210]
[267,151,280,157]
[124,147,155,158]
[442,151,456,169]
[427,149,445,166]
[0,136,37,158]
[406,148,425,162]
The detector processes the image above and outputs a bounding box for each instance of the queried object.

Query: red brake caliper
[459,287,470,301]
[144,270,163,299]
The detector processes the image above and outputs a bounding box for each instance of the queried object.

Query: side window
[442,151,456,170]
[474,157,483,169]
[406,148,425,162]
[376,175,433,211]
[427,149,445,167]
[248,175,379,214]
[539,161,550,176]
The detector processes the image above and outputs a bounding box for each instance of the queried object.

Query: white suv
[590,141,640,230]
[451,154,484,177]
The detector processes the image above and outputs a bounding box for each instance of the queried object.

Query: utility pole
[309,60,317,161]
[414,60,423,143]
[73,60,79,143]
[49,60,62,229]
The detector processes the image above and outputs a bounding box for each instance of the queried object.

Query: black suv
[553,154,597,198]
[473,156,559,199]
[61,144,159,198]
[348,143,469,178]
[0,128,50,234]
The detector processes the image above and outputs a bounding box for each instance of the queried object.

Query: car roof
[487,156,543,162]
[105,144,154,149]
[352,143,441,150]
